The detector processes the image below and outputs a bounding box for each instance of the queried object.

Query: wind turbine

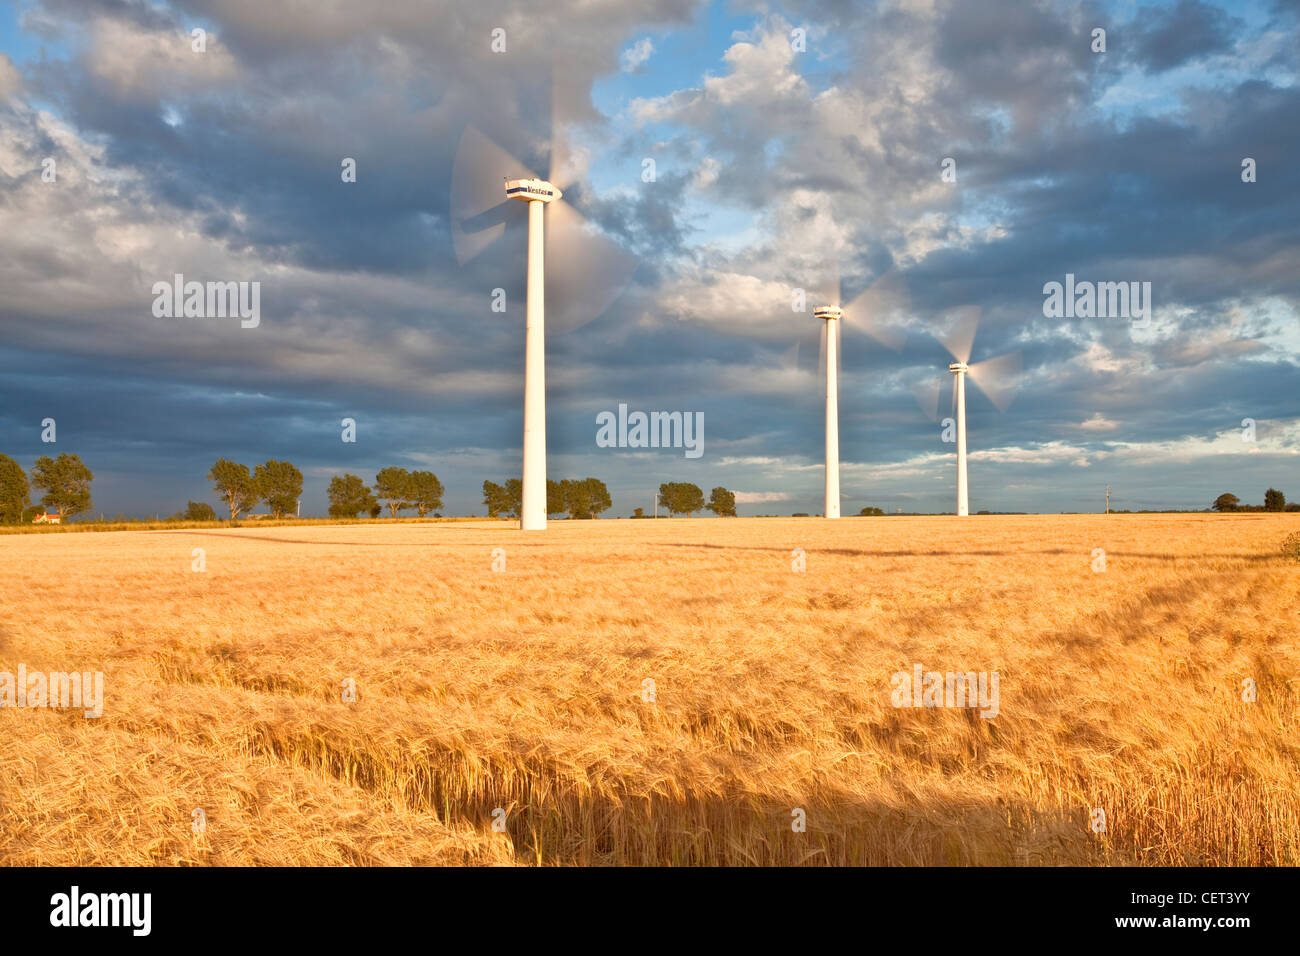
[811,268,908,519]
[450,121,635,531]
[912,307,1021,516]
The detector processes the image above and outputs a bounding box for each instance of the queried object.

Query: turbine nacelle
[504,178,562,203]
[948,362,969,374]
[813,306,842,321]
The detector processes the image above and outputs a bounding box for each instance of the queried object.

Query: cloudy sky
[1,0,1297,518]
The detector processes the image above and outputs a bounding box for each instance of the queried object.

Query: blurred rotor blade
[780,340,800,373]
[817,318,843,381]
[835,315,842,380]
[451,126,533,265]
[544,197,638,334]
[808,248,841,308]
[818,321,827,380]
[549,63,591,190]
[825,272,842,310]
[548,137,583,195]
[937,306,980,364]
[968,351,1023,412]
[547,111,586,195]
[910,376,942,421]
[842,269,909,351]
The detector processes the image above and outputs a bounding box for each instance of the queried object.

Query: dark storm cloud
[1130,0,1241,73]
[933,0,1097,125]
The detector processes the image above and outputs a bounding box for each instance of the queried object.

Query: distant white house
[32,513,61,524]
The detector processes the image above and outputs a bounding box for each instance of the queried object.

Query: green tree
[328,474,377,518]
[585,478,612,518]
[408,471,445,517]
[255,460,303,518]
[1264,488,1286,512]
[368,502,382,519]
[483,480,507,518]
[1212,492,1240,512]
[558,477,612,519]
[374,467,412,518]
[659,481,704,517]
[178,501,217,521]
[503,478,522,517]
[859,506,885,516]
[0,454,30,524]
[31,453,93,520]
[485,478,530,519]
[558,479,578,517]
[208,459,259,521]
[546,479,565,517]
[706,486,736,517]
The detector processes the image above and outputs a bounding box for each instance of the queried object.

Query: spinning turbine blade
[544,197,638,333]
[814,269,839,379]
[910,377,943,421]
[818,321,828,379]
[814,305,840,380]
[828,273,843,310]
[450,126,531,265]
[537,71,638,334]
[835,314,842,380]
[547,114,584,192]
[548,63,591,187]
[968,351,1023,412]
[937,306,980,364]
[842,268,909,351]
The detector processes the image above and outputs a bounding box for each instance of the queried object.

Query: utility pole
[653,492,659,518]
[1105,485,1110,515]
[297,499,301,518]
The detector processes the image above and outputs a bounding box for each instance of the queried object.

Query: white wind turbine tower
[450,116,635,531]
[811,304,843,518]
[912,307,1021,516]
[812,269,909,519]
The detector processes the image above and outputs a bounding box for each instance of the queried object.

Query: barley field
[1,514,1296,866]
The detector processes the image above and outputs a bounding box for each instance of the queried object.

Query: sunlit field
[1,514,1296,866]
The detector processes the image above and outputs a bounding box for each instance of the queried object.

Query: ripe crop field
[1,514,1297,866]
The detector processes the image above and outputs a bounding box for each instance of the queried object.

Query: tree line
[325,468,445,518]
[206,458,306,520]
[482,477,612,519]
[652,483,736,517]
[1212,489,1295,512]
[13,454,1295,523]
[209,461,445,520]
[0,453,94,522]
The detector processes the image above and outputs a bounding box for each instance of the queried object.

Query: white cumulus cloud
[733,491,789,503]
[620,37,654,72]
